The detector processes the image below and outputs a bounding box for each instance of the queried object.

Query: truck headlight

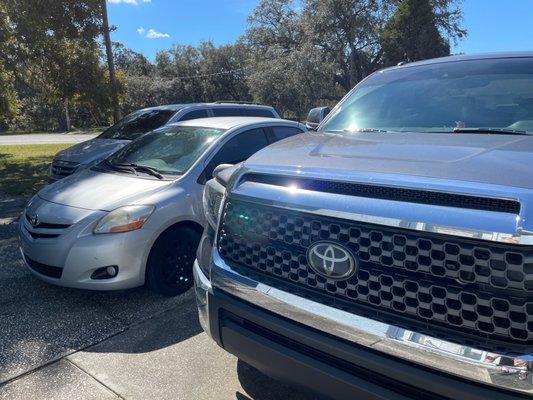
[203,179,225,229]
[94,205,155,234]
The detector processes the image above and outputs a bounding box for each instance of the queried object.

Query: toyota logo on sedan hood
[307,241,357,280]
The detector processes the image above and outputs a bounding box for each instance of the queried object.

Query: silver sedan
[19,117,306,296]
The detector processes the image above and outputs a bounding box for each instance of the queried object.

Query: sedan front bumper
[195,250,533,399]
[19,213,153,290]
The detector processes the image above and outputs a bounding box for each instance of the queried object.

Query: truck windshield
[322,57,533,135]
[98,109,177,140]
[106,126,225,176]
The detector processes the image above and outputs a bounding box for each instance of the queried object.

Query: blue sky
[107,0,533,60]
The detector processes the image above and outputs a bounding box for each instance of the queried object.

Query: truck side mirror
[305,106,331,131]
[213,163,234,178]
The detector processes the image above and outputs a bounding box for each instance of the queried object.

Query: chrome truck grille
[218,198,533,350]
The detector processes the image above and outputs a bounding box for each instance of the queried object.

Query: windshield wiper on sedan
[452,127,531,135]
[115,163,164,179]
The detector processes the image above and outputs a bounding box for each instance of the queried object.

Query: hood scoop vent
[243,174,520,215]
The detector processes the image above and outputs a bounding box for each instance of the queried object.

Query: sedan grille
[218,199,533,347]
[51,160,79,178]
[23,213,71,240]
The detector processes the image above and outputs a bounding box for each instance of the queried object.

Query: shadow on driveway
[0,214,200,383]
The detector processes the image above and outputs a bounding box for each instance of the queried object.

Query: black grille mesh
[218,199,533,344]
[24,255,63,278]
[244,174,521,214]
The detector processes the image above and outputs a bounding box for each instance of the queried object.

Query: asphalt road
[0,134,97,145]
[0,199,322,400]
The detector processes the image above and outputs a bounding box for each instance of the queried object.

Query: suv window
[179,109,209,121]
[201,128,269,182]
[212,107,242,117]
[241,108,275,118]
[270,125,304,141]
[98,109,176,140]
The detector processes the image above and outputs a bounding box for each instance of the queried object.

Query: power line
[167,67,250,80]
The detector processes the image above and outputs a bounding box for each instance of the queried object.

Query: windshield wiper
[115,163,164,179]
[452,127,531,136]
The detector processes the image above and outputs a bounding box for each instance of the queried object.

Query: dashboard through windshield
[322,57,533,135]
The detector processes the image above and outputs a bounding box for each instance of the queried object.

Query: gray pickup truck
[195,53,533,399]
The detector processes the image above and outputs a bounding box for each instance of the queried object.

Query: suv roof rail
[213,101,266,106]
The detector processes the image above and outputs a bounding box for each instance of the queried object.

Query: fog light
[91,265,119,280]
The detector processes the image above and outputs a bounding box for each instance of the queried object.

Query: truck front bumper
[194,249,532,399]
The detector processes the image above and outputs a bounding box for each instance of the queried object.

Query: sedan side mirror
[305,106,331,131]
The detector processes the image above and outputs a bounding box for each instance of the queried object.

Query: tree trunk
[101,0,121,123]
[64,99,71,132]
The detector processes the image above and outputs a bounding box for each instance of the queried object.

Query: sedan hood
[245,132,533,189]
[38,169,170,211]
[54,138,129,165]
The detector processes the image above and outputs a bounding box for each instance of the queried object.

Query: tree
[0,0,106,131]
[245,0,340,117]
[302,0,386,92]
[101,0,122,123]
[198,41,251,102]
[381,0,450,66]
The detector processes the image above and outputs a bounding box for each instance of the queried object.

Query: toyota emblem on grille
[28,214,40,227]
[307,241,357,280]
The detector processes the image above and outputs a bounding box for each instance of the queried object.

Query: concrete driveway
[0,134,97,145]
[0,199,322,400]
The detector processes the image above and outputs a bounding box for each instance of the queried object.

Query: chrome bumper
[207,249,532,396]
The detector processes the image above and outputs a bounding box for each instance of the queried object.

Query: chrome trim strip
[210,250,533,395]
[229,180,533,245]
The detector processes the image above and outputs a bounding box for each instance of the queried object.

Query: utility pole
[101,0,122,123]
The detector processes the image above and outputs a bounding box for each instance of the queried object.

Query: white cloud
[145,29,170,39]
[108,0,151,5]
[136,26,170,39]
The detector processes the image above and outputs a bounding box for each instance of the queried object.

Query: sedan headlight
[203,178,225,228]
[94,205,155,234]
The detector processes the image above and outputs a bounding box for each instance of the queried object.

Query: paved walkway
[0,134,97,145]
[0,200,321,400]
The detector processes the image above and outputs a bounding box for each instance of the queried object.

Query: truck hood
[245,132,533,189]
[38,169,170,211]
[54,138,129,166]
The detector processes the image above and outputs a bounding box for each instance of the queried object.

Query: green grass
[1,126,107,136]
[0,144,72,197]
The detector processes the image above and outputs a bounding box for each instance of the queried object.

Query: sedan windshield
[322,57,533,135]
[106,126,225,176]
[98,109,177,140]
